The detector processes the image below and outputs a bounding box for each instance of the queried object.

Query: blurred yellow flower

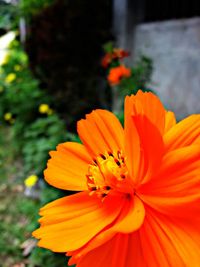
[14,65,22,71]
[4,112,12,121]
[39,104,50,114]
[24,175,38,188]
[1,53,10,66]
[5,73,16,83]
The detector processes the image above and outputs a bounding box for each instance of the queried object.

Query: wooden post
[113,0,128,49]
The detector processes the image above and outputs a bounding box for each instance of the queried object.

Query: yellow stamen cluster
[86,151,130,199]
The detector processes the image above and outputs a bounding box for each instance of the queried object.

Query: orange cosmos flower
[33,90,200,267]
[101,49,129,68]
[101,53,112,68]
[112,48,129,60]
[107,65,131,86]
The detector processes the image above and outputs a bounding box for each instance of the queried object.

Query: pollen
[86,151,132,198]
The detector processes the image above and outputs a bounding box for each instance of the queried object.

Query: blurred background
[0,0,200,266]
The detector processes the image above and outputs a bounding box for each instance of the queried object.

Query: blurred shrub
[0,41,47,126]
[0,39,77,179]
[22,114,67,174]
[102,43,153,95]
[19,0,55,18]
[101,43,153,114]
[117,56,153,95]
[25,0,113,131]
[0,36,75,265]
[0,2,18,31]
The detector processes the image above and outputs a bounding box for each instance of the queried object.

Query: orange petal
[124,104,141,183]
[140,208,200,267]
[68,228,116,264]
[67,195,145,263]
[75,232,146,267]
[124,92,165,185]
[77,109,124,157]
[164,111,176,133]
[33,192,124,252]
[139,145,200,217]
[112,195,145,233]
[133,115,164,185]
[75,234,117,267]
[44,142,91,191]
[164,114,200,151]
[127,91,166,135]
[125,115,164,186]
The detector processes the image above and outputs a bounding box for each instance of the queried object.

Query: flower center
[86,151,133,199]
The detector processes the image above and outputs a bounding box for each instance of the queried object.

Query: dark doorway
[144,0,200,22]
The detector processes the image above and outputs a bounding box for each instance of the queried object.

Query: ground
[0,126,68,267]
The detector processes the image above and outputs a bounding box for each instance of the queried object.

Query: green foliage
[102,43,153,113]
[0,0,55,33]
[22,114,67,174]
[103,41,114,53]
[0,194,36,263]
[19,0,55,18]
[0,159,68,266]
[0,40,70,177]
[116,111,124,127]
[119,56,153,96]
[102,43,153,97]
[0,3,18,30]
[0,41,47,125]
[28,247,69,267]
[0,38,77,266]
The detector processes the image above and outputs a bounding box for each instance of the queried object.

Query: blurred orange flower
[107,65,131,85]
[101,53,112,68]
[113,48,129,59]
[101,48,129,68]
[33,90,200,266]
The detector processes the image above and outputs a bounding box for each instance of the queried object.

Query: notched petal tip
[164,114,200,151]
[43,142,91,191]
[32,228,40,239]
[77,109,124,157]
[125,90,166,135]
